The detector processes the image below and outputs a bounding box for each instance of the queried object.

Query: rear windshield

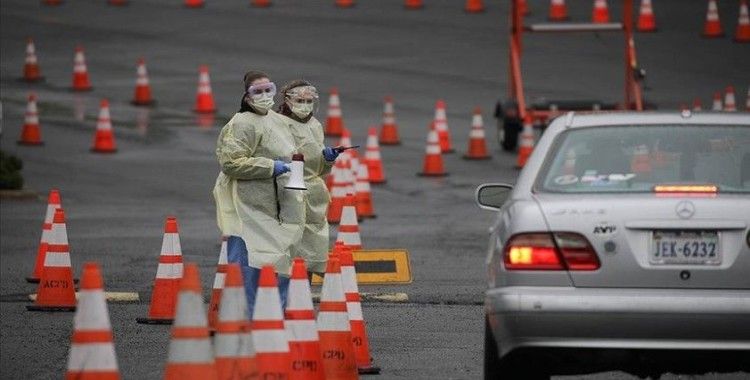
[537,125,750,193]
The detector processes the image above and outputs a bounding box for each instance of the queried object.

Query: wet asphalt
[1,0,748,379]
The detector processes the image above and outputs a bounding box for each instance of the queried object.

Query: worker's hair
[239,70,271,113]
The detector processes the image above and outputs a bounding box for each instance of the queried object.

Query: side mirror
[475,183,514,211]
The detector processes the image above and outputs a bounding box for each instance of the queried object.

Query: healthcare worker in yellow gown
[213,71,304,314]
[276,80,339,277]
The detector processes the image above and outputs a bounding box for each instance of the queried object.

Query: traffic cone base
[251,0,272,7]
[184,0,205,8]
[27,268,77,311]
[404,0,423,9]
[465,0,485,13]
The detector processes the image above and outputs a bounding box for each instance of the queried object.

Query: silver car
[476,111,750,379]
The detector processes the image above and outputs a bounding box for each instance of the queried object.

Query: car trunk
[535,193,750,289]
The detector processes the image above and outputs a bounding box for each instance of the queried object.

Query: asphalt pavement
[1,0,748,379]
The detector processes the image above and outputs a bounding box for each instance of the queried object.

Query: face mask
[290,102,314,118]
[251,94,274,113]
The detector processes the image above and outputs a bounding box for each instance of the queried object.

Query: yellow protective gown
[280,114,334,273]
[213,110,304,275]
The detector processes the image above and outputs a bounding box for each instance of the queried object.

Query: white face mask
[290,102,314,118]
[251,94,274,113]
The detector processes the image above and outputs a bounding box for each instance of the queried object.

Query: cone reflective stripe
[137,216,183,324]
[548,0,568,21]
[336,0,354,8]
[72,46,92,91]
[208,236,228,332]
[328,158,348,223]
[346,152,360,206]
[724,86,737,112]
[355,159,375,218]
[91,99,117,153]
[463,107,490,160]
[516,115,535,168]
[318,256,359,380]
[27,189,62,283]
[379,96,400,145]
[65,263,120,380]
[18,93,44,146]
[703,0,724,37]
[286,258,325,380]
[253,266,292,379]
[404,0,423,9]
[592,0,610,23]
[365,127,387,183]
[325,88,344,136]
[23,38,43,82]
[637,0,657,32]
[736,0,750,42]
[27,208,76,312]
[165,263,217,380]
[194,65,216,113]
[465,0,484,13]
[337,246,380,374]
[184,0,205,7]
[419,129,447,176]
[712,92,723,111]
[132,58,154,106]
[336,194,362,251]
[252,0,272,7]
[433,100,454,153]
[693,98,703,111]
[215,264,258,380]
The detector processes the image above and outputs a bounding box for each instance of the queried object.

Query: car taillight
[653,184,718,193]
[503,232,599,271]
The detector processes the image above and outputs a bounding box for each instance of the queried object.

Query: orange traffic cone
[194,65,216,113]
[328,157,349,224]
[338,246,380,374]
[736,0,750,42]
[215,263,258,380]
[630,144,652,174]
[325,88,345,136]
[463,107,490,160]
[164,263,218,380]
[27,208,77,312]
[318,255,359,380]
[379,96,401,145]
[724,86,737,112]
[520,0,529,15]
[433,100,454,153]
[365,127,387,183]
[336,0,354,8]
[286,258,325,380]
[253,266,292,379]
[703,0,724,37]
[516,115,535,168]
[251,0,271,6]
[108,0,128,5]
[27,189,62,283]
[418,128,448,176]
[693,98,703,111]
[711,91,723,110]
[548,0,568,21]
[18,94,44,146]
[637,0,657,32]
[132,58,154,106]
[465,0,484,13]
[207,236,228,332]
[91,99,117,153]
[336,194,362,251]
[137,216,183,324]
[404,0,423,9]
[22,38,43,82]
[65,262,120,380]
[184,0,204,8]
[355,158,375,218]
[592,0,610,23]
[42,0,63,5]
[71,46,92,91]
[338,127,353,149]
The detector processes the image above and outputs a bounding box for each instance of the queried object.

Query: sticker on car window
[581,170,636,184]
[553,175,579,185]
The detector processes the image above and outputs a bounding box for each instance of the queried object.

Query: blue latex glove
[322,147,339,162]
[273,160,290,177]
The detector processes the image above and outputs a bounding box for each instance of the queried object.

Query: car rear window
[537,125,750,193]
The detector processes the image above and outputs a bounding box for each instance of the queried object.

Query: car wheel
[484,317,550,379]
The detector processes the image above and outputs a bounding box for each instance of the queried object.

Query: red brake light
[503,232,599,271]
[653,184,717,193]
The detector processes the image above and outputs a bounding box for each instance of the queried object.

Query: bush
[0,150,24,190]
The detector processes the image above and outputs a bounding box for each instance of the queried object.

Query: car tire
[484,317,550,380]
[484,317,502,379]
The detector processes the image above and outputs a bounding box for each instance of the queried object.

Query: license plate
[650,230,721,265]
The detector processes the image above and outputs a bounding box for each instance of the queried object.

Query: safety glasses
[247,82,277,97]
[285,85,319,102]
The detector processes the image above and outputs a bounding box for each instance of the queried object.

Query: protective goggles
[247,82,277,97]
[284,85,319,103]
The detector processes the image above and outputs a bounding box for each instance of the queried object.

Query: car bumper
[485,286,750,357]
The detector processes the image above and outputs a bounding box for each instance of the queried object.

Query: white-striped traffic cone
[286,258,325,380]
[365,127,387,183]
[137,216,183,324]
[724,86,737,112]
[253,265,292,379]
[27,189,62,283]
[27,207,76,312]
[214,263,258,379]
[433,100,454,153]
[208,236,228,332]
[336,193,362,251]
